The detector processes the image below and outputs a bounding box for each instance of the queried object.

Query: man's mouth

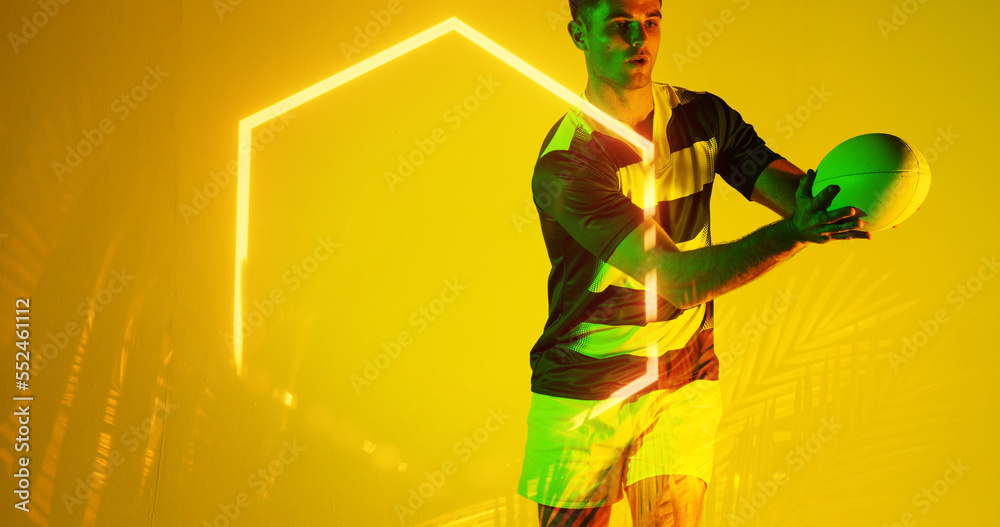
[627,56,649,66]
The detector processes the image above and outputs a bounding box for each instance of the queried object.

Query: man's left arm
[752,158,871,240]
[750,158,806,219]
[705,91,867,238]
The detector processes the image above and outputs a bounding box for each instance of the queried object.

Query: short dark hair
[569,0,598,22]
[570,0,663,23]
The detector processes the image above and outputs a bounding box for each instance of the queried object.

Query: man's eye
[611,21,627,29]
[645,20,659,28]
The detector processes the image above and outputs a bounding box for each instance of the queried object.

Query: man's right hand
[787,169,871,244]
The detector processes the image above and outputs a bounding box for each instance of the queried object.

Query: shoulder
[536,100,613,160]
[651,82,729,124]
[534,109,607,170]
[658,83,730,114]
[650,82,718,106]
[656,83,741,137]
[537,112,566,147]
[532,125,628,194]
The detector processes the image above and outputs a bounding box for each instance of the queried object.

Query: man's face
[570,0,662,90]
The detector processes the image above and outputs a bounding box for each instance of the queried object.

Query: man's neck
[584,82,655,140]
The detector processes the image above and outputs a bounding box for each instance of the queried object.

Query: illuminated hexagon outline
[233,17,661,418]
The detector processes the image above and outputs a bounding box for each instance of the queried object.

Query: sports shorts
[516,379,722,509]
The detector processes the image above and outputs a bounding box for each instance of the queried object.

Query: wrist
[775,218,806,250]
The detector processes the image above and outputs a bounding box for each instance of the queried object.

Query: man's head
[568,0,662,91]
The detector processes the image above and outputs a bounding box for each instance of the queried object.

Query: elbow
[674,283,711,310]
[666,287,695,311]
[672,296,695,311]
[653,273,694,310]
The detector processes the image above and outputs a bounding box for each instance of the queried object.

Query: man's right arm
[607,171,866,310]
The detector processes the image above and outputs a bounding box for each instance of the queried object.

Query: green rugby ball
[814,133,931,232]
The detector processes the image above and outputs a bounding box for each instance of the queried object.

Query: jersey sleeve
[707,92,784,200]
[532,148,645,263]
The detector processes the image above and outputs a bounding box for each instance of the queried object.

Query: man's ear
[567,19,587,52]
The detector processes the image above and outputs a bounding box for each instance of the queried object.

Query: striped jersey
[529,82,783,400]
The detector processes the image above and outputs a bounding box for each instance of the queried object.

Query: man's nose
[629,23,647,46]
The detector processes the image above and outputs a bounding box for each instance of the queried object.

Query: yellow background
[1,0,997,525]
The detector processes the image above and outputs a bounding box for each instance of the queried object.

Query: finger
[830,230,872,240]
[825,206,860,224]
[820,217,865,235]
[811,184,840,213]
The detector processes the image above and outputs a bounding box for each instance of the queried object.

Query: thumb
[797,170,816,199]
